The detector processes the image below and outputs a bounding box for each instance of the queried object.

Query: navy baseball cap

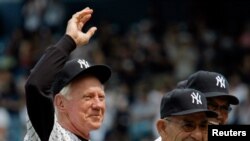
[52,58,111,95]
[185,71,239,105]
[160,88,218,118]
[176,80,187,88]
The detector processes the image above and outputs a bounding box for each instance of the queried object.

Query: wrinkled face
[207,97,231,125]
[157,112,209,141]
[64,75,105,132]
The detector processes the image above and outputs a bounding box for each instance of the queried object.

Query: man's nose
[190,127,205,141]
[92,97,104,109]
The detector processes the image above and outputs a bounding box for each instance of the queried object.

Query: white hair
[54,84,71,116]
[59,84,71,97]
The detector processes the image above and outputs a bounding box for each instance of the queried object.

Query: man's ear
[156,119,168,137]
[54,94,67,112]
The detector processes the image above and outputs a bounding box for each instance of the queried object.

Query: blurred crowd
[1,0,250,141]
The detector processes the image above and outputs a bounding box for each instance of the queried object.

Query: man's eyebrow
[207,98,216,103]
[182,118,208,123]
[207,99,216,103]
[201,119,208,123]
[182,119,194,122]
[208,100,230,106]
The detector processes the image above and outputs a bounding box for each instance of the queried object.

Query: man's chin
[88,117,103,129]
[90,121,103,129]
[91,124,101,130]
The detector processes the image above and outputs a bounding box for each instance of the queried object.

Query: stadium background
[0,0,250,141]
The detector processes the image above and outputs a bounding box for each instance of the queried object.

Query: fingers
[78,14,92,29]
[66,7,97,46]
[86,27,97,39]
[79,14,91,22]
[72,7,94,30]
[75,7,97,37]
[73,7,93,21]
[74,27,97,46]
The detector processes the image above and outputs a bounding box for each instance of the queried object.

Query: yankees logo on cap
[215,75,225,88]
[52,58,112,95]
[185,70,239,105]
[77,59,89,69]
[191,92,202,105]
[160,88,217,118]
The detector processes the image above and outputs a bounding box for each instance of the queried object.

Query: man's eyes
[83,95,105,100]
[182,122,195,131]
[83,95,92,99]
[208,103,231,112]
[182,121,208,131]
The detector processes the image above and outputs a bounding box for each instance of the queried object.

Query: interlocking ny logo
[216,76,225,88]
[191,92,202,105]
[77,59,89,68]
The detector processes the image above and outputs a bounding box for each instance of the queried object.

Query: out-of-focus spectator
[22,0,47,32]
[129,81,156,141]
[43,0,65,33]
[239,22,250,48]
[0,108,10,141]
[228,73,250,124]
[101,83,130,141]
[0,69,24,141]
[163,24,199,80]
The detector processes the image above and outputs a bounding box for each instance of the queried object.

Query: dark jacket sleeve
[25,35,76,141]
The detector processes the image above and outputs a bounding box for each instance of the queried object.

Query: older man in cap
[155,88,217,141]
[155,70,239,141]
[185,70,239,125]
[24,7,111,141]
